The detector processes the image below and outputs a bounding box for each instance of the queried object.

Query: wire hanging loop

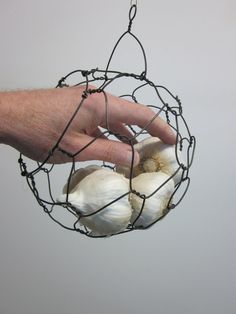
[130,0,138,7]
[128,3,137,32]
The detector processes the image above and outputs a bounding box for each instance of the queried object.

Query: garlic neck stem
[142,158,159,172]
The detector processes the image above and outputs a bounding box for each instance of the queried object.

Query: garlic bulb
[117,137,182,185]
[62,165,101,194]
[58,168,132,236]
[130,171,175,228]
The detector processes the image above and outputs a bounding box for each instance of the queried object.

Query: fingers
[61,134,140,167]
[90,127,108,139]
[103,93,176,144]
[107,122,138,143]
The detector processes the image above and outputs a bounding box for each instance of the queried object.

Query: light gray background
[0,0,235,313]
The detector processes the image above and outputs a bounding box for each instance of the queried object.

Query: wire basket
[18,3,196,238]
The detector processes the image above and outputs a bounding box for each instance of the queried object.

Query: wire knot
[128,4,137,32]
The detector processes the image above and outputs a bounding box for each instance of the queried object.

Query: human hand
[0,86,175,166]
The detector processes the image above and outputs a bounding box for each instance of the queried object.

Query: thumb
[73,136,140,167]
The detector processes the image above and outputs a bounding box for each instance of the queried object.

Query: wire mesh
[18,4,196,238]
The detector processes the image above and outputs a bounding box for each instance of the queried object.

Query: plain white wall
[0,0,236,313]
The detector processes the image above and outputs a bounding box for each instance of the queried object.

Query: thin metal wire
[18,3,196,238]
[130,0,137,7]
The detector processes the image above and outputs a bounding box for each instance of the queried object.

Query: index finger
[105,93,176,144]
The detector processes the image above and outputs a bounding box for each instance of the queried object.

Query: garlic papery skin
[58,169,132,236]
[117,137,182,185]
[130,171,175,228]
[63,165,101,194]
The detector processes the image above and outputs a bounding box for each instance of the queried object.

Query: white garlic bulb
[130,171,175,228]
[58,168,132,236]
[117,137,182,185]
[62,165,101,194]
